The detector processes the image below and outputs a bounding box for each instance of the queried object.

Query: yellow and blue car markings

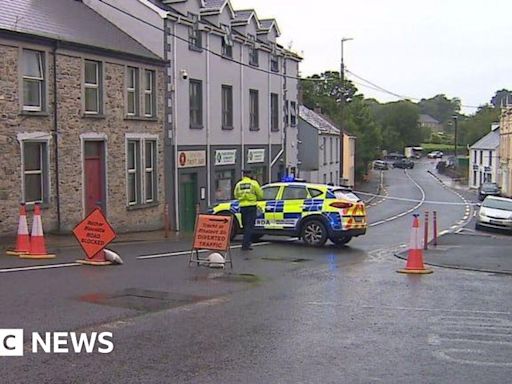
[209,182,367,233]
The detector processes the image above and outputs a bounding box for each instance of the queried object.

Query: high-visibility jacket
[234,177,263,207]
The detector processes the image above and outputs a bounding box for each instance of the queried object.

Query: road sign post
[189,214,233,268]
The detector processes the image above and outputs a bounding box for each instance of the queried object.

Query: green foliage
[458,106,500,146]
[418,94,461,124]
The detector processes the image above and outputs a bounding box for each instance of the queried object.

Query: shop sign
[178,150,206,168]
[472,164,479,171]
[247,149,265,164]
[484,166,491,172]
[215,149,237,166]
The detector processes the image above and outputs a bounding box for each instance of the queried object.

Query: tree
[458,106,500,146]
[418,94,461,124]
[300,73,380,179]
[490,89,512,108]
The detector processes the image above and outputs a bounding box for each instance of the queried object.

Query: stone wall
[0,38,165,235]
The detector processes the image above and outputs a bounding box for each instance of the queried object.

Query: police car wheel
[301,220,328,247]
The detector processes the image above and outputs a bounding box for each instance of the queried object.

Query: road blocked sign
[192,215,232,252]
[73,208,116,259]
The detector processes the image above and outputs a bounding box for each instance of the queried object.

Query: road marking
[137,241,273,260]
[0,262,80,273]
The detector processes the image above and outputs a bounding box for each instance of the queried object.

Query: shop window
[215,170,234,202]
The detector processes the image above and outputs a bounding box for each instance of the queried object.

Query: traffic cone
[398,214,432,274]
[20,203,56,259]
[76,249,112,266]
[6,203,31,256]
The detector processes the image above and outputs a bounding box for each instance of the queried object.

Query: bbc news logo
[0,329,114,356]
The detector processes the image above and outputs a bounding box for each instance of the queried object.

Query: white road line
[137,240,285,260]
[0,262,80,273]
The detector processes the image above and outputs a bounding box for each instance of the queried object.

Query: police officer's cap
[242,169,253,175]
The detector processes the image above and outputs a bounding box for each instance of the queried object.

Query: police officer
[234,169,263,251]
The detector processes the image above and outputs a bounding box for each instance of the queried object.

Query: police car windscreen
[333,189,360,202]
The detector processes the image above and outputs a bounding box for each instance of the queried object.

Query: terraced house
[0,0,166,236]
[84,0,302,231]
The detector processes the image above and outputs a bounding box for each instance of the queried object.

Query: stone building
[499,108,512,196]
[0,0,166,235]
[83,0,302,231]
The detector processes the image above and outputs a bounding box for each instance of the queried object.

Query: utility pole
[452,115,458,165]
[339,38,353,185]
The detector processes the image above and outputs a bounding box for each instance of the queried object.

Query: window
[22,141,49,203]
[271,55,279,72]
[323,137,327,165]
[262,186,280,201]
[473,151,477,164]
[84,60,102,114]
[282,185,308,200]
[127,67,139,116]
[144,70,155,117]
[248,36,258,66]
[127,138,157,206]
[479,150,483,165]
[489,151,493,166]
[249,89,259,131]
[335,171,339,183]
[284,100,289,126]
[271,93,279,132]
[473,171,478,187]
[290,101,297,127]
[188,13,202,51]
[189,79,203,128]
[330,137,333,163]
[22,50,45,111]
[221,25,233,58]
[330,172,333,183]
[308,188,323,198]
[336,138,339,163]
[215,170,234,202]
[221,85,233,129]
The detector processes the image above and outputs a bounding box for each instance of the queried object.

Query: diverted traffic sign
[192,214,232,252]
[73,208,116,259]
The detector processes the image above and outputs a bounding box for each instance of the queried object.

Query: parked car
[476,196,512,232]
[393,158,414,169]
[384,153,404,161]
[427,151,444,159]
[373,160,389,170]
[478,182,501,201]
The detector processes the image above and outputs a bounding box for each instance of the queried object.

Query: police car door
[255,185,281,230]
[279,185,309,229]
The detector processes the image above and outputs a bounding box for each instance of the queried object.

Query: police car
[209,181,367,247]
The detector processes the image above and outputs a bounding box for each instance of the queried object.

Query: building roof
[470,128,500,150]
[0,0,161,61]
[232,9,259,27]
[258,18,280,36]
[419,114,440,124]
[203,0,226,10]
[299,106,340,135]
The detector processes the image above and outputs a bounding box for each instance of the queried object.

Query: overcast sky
[230,0,511,114]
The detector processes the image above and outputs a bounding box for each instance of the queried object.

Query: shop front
[213,148,238,203]
[246,148,267,185]
[177,149,206,232]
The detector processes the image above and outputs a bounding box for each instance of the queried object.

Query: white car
[427,151,443,159]
[476,196,512,232]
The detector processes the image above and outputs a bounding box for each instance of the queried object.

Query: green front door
[179,173,198,232]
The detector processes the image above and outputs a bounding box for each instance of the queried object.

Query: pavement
[396,164,512,275]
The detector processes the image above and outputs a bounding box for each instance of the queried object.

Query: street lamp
[452,115,458,163]
[339,37,353,185]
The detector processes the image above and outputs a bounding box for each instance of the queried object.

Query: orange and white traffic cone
[76,249,112,266]
[398,214,432,274]
[6,203,31,256]
[20,203,56,259]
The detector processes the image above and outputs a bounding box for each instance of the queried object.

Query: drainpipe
[267,52,271,182]
[240,43,244,172]
[173,21,180,231]
[206,30,211,206]
[52,41,61,232]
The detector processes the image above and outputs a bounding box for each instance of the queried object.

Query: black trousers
[240,205,257,249]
